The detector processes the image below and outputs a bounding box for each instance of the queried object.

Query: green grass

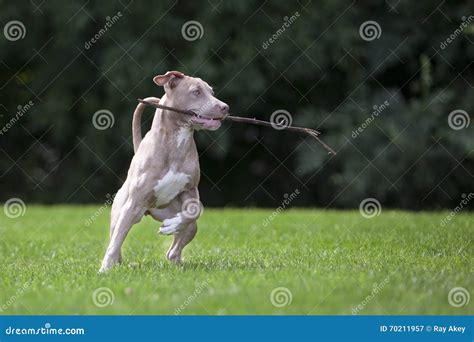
[0,206,472,315]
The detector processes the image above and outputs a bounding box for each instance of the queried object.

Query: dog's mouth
[190,112,225,121]
[189,112,224,130]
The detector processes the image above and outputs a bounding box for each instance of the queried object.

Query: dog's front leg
[159,188,201,235]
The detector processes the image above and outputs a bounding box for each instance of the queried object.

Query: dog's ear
[153,71,185,89]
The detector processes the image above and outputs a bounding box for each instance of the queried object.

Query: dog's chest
[176,127,192,147]
[153,170,190,207]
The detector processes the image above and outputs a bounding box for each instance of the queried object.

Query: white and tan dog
[100,71,229,272]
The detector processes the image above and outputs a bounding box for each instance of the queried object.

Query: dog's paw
[166,248,182,263]
[99,256,120,273]
[98,266,109,274]
[98,262,114,273]
[159,215,184,235]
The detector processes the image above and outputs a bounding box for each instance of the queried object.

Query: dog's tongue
[193,116,221,130]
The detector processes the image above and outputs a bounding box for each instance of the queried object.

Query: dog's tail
[132,97,161,153]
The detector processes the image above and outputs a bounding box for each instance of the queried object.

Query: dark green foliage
[0,1,472,208]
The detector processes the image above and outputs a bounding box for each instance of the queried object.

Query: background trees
[0,1,472,209]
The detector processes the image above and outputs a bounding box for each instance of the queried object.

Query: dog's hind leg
[166,221,198,263]
[100,198,144,273]
[146,189,200,263]
[108,189,125,262]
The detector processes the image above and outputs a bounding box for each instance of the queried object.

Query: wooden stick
[138,99,336,155]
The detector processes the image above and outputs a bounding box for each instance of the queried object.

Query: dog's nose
[220,104,229,113]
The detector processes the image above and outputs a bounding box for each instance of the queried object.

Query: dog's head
[153,71,229,131]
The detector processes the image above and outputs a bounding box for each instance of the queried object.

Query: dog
[99,71,229,272]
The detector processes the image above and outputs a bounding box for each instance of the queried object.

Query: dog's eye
[193,89,201,96]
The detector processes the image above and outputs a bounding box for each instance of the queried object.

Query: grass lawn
[0,206,472,315]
